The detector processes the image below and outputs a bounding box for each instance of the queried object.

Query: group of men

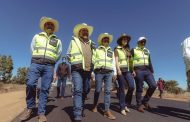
[19,16,160,122]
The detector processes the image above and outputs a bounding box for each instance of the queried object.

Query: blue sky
[0,0,189,89]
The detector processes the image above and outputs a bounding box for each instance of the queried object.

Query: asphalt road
[13,86,190,122]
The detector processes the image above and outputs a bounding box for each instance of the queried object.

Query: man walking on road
[91,33,116,120]
[55,56,71,99]
[131,37,157,113]
[19,17,62,122]
[181,37,190,91]
[67,23,96,122]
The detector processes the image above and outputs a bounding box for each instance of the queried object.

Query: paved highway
[13,86,190,122]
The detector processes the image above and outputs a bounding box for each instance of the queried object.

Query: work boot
[137,104,145,113]
[143,103,151,110]
[19,109,33,120]
[38,114,47,122]
[104,111,116,120]
[91,106,97,112]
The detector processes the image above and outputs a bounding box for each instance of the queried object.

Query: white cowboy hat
[98,33,113,45]
[138,36,147,42]
[73,23,93,37]
[39,17,59,32]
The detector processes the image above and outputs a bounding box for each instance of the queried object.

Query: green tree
[164,80,184,94]
[0,55,13,82]
[12,67,29,84]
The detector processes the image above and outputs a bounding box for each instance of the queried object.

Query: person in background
[67,23,96,122]
[114,33,135,115]
[131,37,157,113]
[19,17,62,122]
[91,33,116,120]
[55,56,71,99]
[157,77,165,98]
[181,37,190,91]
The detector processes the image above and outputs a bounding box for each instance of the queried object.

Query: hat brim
[40,18,59,32]
[137,39,146,43]
[98,34,113,45]
[73,24,93,37]
[117,35,131,45]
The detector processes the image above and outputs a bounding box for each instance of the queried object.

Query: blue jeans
[117,71,135,110]
[93,72,113,111]
[26,63,54,115]
[57,76,67,97]
[72,70,91,120]
[134,69,157,107]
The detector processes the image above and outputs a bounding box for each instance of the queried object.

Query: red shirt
[157,80,165,90]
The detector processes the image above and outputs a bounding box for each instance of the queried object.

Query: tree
[12,67,29,84]
[164,80,184,94]
[0,55,13,82]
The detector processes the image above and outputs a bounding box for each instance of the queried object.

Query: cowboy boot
[104,110,116,120]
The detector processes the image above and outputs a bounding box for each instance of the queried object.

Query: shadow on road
[62,106,74,122]
[46,104,58,115]
[148,106,190,120]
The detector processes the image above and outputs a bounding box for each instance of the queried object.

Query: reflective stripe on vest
[94,46,113,70]
[32,34,60,62]
[69,37,94,70]
[133,47,149,67]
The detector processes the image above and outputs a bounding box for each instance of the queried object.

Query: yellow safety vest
[32,32,61,62]
[68,36,95,70]
[93,46,113,70]
[115,46,129,69]
[133,47,150,67]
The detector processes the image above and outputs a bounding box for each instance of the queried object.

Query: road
[13,86,190,122]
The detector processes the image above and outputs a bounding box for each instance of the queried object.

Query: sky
[0,0,189,89]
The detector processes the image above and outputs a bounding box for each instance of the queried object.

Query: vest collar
[39,32,57,39]
[98,46,111,50]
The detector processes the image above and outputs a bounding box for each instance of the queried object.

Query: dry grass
[152,90,190,102]
[0,83,25,93]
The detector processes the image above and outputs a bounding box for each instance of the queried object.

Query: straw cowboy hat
[117,33,131,45]
[73,23,93,37]
[98,33,113,45]
[39,17,59,32]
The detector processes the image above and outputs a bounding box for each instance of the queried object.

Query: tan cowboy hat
[73,23,93,37]
[98,33,113,45]
[39,17,59,32]
[117,33,131,45]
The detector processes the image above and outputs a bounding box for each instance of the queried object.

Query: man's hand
[117,70,122,76]
[53,76,58,83]
[112,75,117,81]
[68,76,72,81]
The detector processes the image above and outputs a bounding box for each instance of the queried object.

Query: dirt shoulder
[0,90,26,122]
[152,90,190,102]
[0,84,26,122]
